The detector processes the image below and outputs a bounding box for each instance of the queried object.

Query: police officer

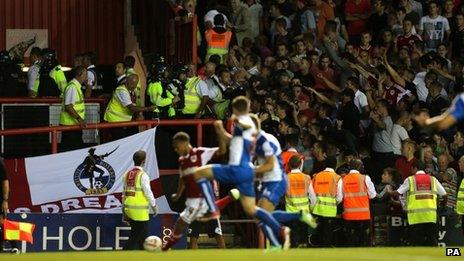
[146,61,178,119]
[0,51,26,97]
[34,49,67,97]
[123,150,157,250]
[82,52,103,97]
[59,66,87,152]
[27,47,42,97]
[170,63,189,117]
[393,170,447,246]
[104,74,153,140]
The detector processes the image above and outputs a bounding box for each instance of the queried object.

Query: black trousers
[124,220,149,250]
[409,222,438,246]
[315,216,337,247]
[287,220,308,247]
[344,220,371,247]
[60,130,83,152]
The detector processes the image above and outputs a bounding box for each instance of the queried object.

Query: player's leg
[193,165,218,213]
[210,219,225,249]
[187,221,201,249]
[216,188,240,210]
[162,218,188,251]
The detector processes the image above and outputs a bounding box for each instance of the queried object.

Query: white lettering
[438,231,446,240]
[83,197,102,208]
[441,216,446,226]
[96,227,112,250]
[68,226,92,251]
[115,227,131,250]
[61,199,82,212]
[104,195,122,209]
[14,208,31,213]
[43,227,63,250]
[391,217,404,227]
[41,204,60,213]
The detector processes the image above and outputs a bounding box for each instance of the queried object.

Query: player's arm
[172,175,185,202]
[214,120,232,145]
[254,155,275,178]
[414,110,457,131]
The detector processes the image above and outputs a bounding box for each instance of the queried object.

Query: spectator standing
[82,52,102,97]
[294,0,316,35]
[450,13,464,59]
[391,112,411,157]
[230,0,252,47]
[395,139,419,181]
[437,154,458,212]
[368,0,389,45]
[245,0,263,40]
[312,0,334,38]
[418,1,451,52]
[345,0,371,45]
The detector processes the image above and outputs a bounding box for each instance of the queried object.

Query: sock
[272,210,301,223]
[258,221,281,247]
[215,195,233,211]
[255,207,282,236]
[197,178,218,212]
[162,234,181,251]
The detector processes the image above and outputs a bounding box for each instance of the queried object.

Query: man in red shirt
[163,132,240,250]
[345,0,371,44]
[310,53,336,91]
[396,17,422,51]
[395,139,418,181]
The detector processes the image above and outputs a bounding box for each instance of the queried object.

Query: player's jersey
[450,93,464,122]
[228,114,257,167]
[179,147,218,198]
[255,130,285,182]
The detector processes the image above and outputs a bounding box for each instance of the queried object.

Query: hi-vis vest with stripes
[205,29,232,63]
[285,171,311,213]
[406,174,438,225]
[32,65,67,97]
[104,85,133,122]
[59,79,85,125]
[123,168,149,221]
[342,173,370,220]
[182,76,202,115]
[457,179,464,215]
[312,170,340,217]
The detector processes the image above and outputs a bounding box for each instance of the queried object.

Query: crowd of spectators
[171,0,464,217]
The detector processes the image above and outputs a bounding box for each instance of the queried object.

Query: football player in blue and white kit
[415,93,464,130]
[251,114,317,249]
[193,96,291,249]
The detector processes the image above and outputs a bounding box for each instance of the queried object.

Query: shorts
[260,180,287,206]
[188,218,222,238]
[180,198,209,224]
[212,164,255,197]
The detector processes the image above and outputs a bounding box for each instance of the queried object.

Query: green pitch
[5,248,453,261]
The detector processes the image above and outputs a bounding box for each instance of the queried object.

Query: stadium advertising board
[5,213,185,252]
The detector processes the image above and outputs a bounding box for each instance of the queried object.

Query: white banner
[22,128,173,214]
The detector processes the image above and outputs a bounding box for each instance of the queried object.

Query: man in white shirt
[27,47,41,97]
[417,1,451,52]
[122,150,157,250]
[204,9,228,29]
[391,112,410,156]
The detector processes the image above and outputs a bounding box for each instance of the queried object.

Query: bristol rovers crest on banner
[73,146,118,195]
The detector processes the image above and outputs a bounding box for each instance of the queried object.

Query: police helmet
[41,48,56,61]
[0,51,11,64]
[152,53,165,64]
[172,63,189,77]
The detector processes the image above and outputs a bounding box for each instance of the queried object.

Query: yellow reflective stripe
[344,207,369,213]
[407,208,437,214]
[315,201,337,206]
[123,204,149,210]
[344,192,368,197]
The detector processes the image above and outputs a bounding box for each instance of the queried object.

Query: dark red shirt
[179,147,217,198]
[395,156,418,181]
[396,34,421,51]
